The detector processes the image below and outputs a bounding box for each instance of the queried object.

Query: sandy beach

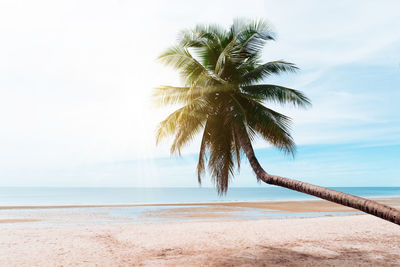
[0,215,399,266]
[0,199,400,266]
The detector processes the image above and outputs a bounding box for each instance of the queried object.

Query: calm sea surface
[0,187,399,206]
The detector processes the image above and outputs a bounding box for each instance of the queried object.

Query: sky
[0,0,399,187]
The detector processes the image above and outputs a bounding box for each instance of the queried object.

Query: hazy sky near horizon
[0,0,399,187]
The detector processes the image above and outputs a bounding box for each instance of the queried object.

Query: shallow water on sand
[0,203,365,228]
[1,187,400,206]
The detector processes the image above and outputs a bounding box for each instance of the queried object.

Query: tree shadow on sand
[210,245,400,267]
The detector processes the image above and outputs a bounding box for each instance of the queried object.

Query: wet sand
[0,219,39,224]
[1,196,399,212]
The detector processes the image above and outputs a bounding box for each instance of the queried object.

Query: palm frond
[155,99,207,149]
[158,45,224,86]
[231,129,242,170]
[177,24,228,71]
[171,115,205,155]
[232,18,275,59]
[206,112,235,194]
[213,39,243,79]
[241,61,298,85]
[235,95,296,155]
[197,118,211,185]
[153,86,192,106]
[241,84,311,107]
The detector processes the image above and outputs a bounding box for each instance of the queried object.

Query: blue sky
[0,0,399,187]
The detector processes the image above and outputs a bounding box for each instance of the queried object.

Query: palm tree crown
[154,19,311,194]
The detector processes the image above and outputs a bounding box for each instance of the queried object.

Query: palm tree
[154,19,400,225]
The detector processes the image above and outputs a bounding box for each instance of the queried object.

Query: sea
[0,187,399,226]
[0,186,399,206]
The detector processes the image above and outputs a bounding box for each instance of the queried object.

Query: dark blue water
[0,187,399,206]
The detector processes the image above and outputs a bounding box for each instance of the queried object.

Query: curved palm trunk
[237,132,400,225]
